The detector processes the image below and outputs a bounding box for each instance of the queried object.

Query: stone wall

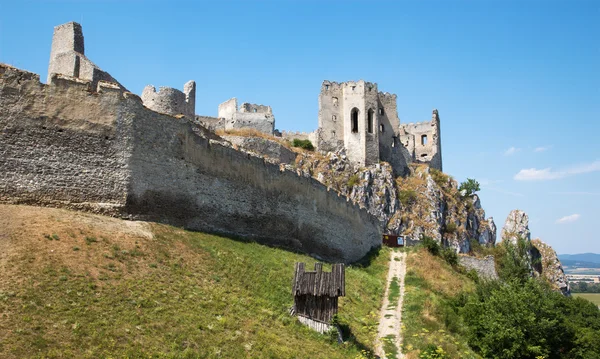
[458,255,498,280]
[399,110,442,171]
[218,97,275,135]
[0,64,131,215]
[141,81,196,119]
[0,63,381,264]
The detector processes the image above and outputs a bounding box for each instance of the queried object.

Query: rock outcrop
[500,210,570,295]
[501,209,531,243]
[531,239,571,295]
[292,149,496,253]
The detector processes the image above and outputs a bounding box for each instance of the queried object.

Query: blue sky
[1,0,598,254]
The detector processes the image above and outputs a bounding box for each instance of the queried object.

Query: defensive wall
[0,63,382,263]
[141,81,196,119]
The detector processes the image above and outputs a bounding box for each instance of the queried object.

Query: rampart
[0,63,382,263]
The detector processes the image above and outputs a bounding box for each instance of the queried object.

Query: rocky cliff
[500,209,570,295]
[288,148,496,253]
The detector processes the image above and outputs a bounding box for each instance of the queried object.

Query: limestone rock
[531,239,571,296]
[501,209,531,243]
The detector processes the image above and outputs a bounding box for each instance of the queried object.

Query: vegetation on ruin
[291,138,315,151]
[0,205,389,359]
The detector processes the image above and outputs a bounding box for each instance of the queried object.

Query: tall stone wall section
[0,64,381,264]
[0,65,131,214]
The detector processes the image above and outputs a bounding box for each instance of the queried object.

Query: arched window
[380,123,385,133]
[367,109,374,133]
[421,135,428,145]
[351,108,359,133]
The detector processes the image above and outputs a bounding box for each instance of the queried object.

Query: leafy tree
[458,178,480,196]
[495,236,532,283]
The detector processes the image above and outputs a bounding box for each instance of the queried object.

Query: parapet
[141,80,196,118]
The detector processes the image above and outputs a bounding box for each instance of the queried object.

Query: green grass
[383,334,399,359]
[0,220,389,359]
[573,293,600,306]
[401,248,479,359]
[387,276,400,309]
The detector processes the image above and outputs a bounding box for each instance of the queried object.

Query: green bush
[495,237,532,283]
[444,223,457,234]
[291,138,314,151]
[421,235,440,256]
[441,248,458,267]
[398,189,417,206]
[347,174,360,187]
[458,178,480,196]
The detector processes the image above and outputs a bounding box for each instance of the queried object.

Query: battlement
[141,80,196,118]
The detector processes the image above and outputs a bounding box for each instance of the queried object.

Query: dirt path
[375,250,407,359]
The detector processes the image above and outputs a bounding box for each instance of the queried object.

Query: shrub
[421,235,440,256]
[430,169,449,188]
[441,248,458,267]
[347,174,360,187]
[291,138,314,151]
[444,223,457,234]
[419,344,448,359]
[495,237,531,283]
[398,189,417,207]
[458,178,480,196]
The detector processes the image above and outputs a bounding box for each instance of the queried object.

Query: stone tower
[47,21,126,91]
[141,81,196,119]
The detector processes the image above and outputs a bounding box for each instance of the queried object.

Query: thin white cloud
[556,214,580,224]
[534,146,552,153]
[504,147,521,156]
[514,160,600,181]
[551,191,600,196]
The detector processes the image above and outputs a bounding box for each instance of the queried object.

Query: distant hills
[559,253,600,264]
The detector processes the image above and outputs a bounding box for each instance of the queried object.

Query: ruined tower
[47,21,126,91]
[141,81,196,119]
[317,80,442,174]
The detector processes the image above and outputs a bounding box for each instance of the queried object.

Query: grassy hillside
[0,205,389,359]
[401,248,479,359]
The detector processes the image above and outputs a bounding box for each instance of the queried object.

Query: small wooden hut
[291,262,345,333]
[382,234,405,247]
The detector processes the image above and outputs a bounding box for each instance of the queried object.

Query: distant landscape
[559,253,600,275]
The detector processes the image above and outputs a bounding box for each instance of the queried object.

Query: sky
[1,0,598,254]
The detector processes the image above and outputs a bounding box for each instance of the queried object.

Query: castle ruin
[1,22,382,264]
[218,98,275,135]
[316,80,442,175]
[47,22,127,92]
[141,81,196,119]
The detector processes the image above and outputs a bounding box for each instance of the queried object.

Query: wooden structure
[383,234,405,247]
[292,262,345,333]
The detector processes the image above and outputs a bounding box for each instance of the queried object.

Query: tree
[458,178,480,196]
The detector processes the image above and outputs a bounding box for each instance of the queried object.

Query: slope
[0,204,389,359]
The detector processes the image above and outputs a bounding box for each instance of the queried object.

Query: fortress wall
[123,98,382,263]
[0,64,132,214]
[240,103,271,114]
[0,64,381,263]
[458,255,498,280]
